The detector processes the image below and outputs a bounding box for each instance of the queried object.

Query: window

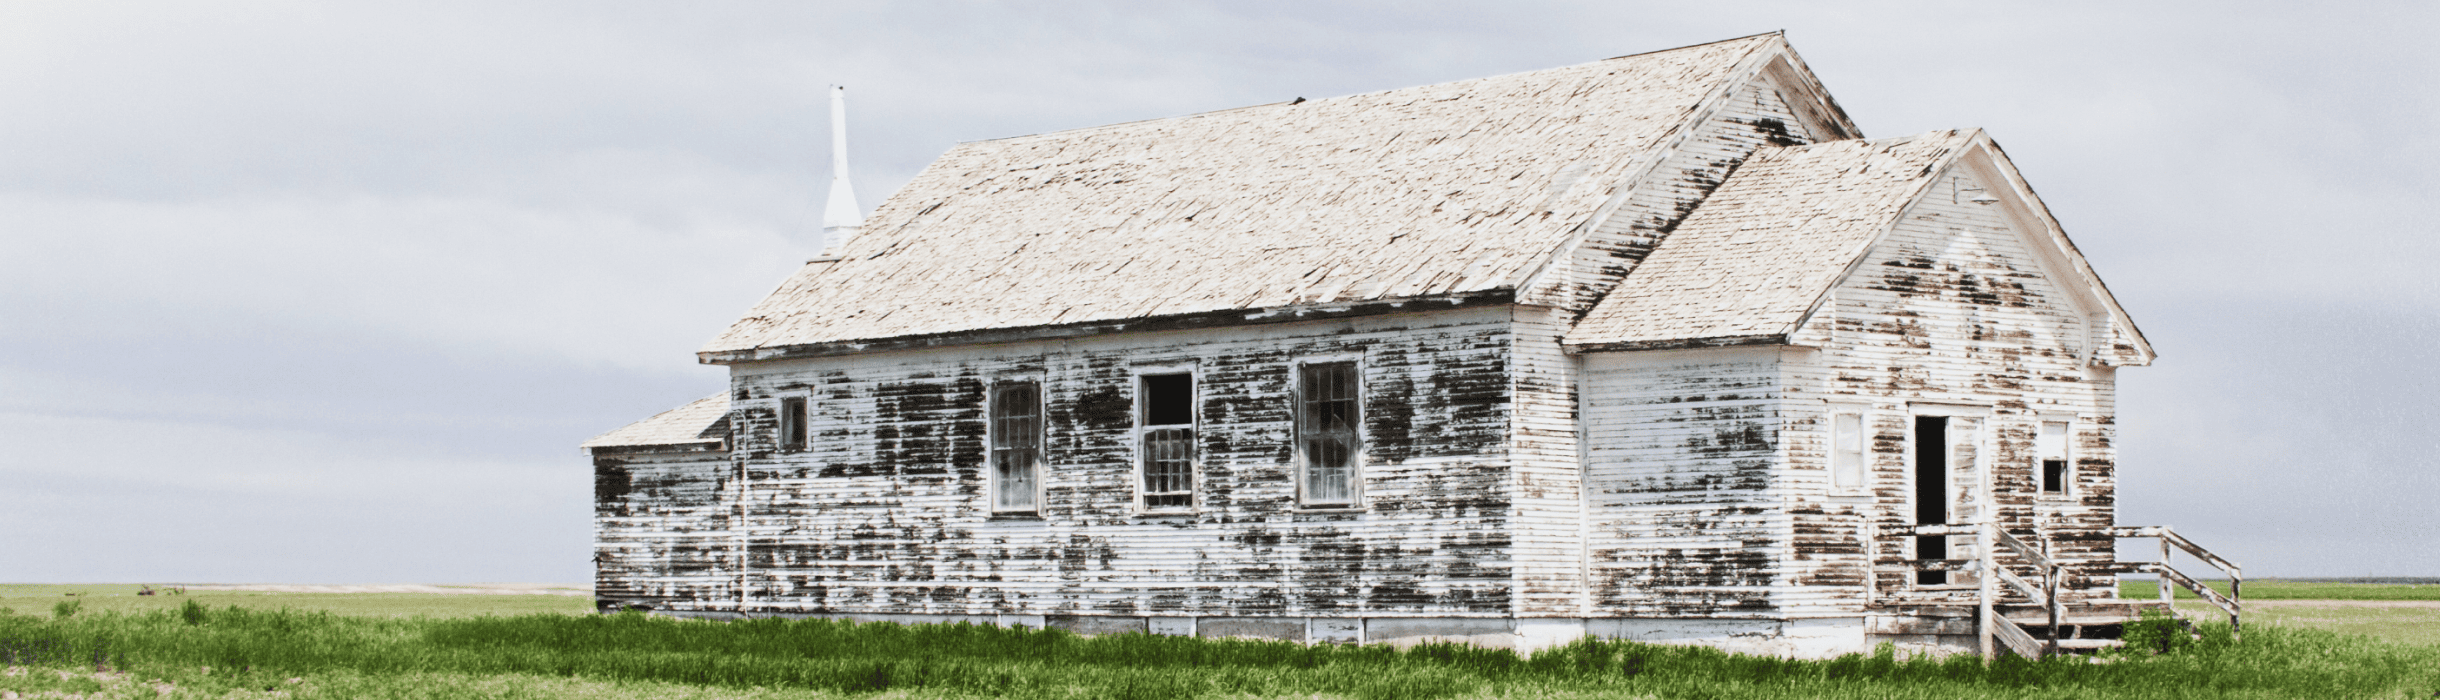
[990,382,1042,513]
[2037,420,2070,495]
[779,397,809,452]
[1297,362,1361,506]
[1830,411,1866,492]
[1138,373,1194,509]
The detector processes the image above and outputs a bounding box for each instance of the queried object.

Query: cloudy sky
[4,1,2432,583]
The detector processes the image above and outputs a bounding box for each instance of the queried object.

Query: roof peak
[969,33,1788,147]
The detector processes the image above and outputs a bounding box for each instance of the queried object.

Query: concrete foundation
[644,608,1965,659]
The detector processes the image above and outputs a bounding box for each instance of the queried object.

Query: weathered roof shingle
[581,393,731,450]
[704,35,1786,357]
[1563,130,1975,349]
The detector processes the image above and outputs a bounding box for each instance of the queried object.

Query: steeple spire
[821,85,863,254]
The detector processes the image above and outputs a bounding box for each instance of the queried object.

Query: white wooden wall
[593,449,739,612]
[1577,345,1789,616]
[621,306,1545,619]
[1778,168,2124,614]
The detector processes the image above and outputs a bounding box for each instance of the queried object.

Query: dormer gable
[1564,129,2153,367]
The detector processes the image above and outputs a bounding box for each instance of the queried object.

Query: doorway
[1914,416,1948,585]
[1911,411,1983,587]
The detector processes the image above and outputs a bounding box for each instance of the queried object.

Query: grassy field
[0,583,2433,699]
[0,584,592,619]
[2117,578,2440,601]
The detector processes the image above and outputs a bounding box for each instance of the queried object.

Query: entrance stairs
[1997,600,2169,653]
[1876,524,2240,661]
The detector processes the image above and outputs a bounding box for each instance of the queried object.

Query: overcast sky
[4,1,2433,583]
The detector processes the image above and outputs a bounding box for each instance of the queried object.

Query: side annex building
[583,34,2198,658]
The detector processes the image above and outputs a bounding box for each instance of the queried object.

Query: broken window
[2038,420,2070,495]
[1139,373,1194,509]
[990,382,1042,513]
[1297,362,1361,506]
[1830,411,1866,492]
[779,397,808,452]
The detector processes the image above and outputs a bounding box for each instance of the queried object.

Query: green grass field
[2117,578,2440,601]
[0,583,2432,699]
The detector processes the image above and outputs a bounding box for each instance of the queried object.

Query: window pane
[2038,421,2068,494]
[1299,363,1360,504]
[1142,374,1192,426]
[1831,413,1863,489]
[2036,422,2067,460]
[780,397,807,451]
[1143,427,1193,508]
[992,383,1040,512]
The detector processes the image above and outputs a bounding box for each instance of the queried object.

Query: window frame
[986,379,1046,516]
[778,395,810,453]
[2035,415,2075,500]
[1825,404,1871,497]
[1293,358,1365,509]
[1131,365,1199,513]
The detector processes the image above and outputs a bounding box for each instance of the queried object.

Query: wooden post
[2229,568,2242,642]
[2043,535,2059,657]
[2156,536,2172,607]
[1978,522,1996,662]
[1863,520,1878,611]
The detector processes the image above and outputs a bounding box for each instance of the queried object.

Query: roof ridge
[967,34,1783,146]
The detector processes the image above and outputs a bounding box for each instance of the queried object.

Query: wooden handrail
[2112,525,2243,640]
[1872,522,2243,657]
[1990,614,2045,660]
[2155,563,2240,616]
[1887,523,1981,537]
[1994,565,2048,607]
[1994,528,2053,571]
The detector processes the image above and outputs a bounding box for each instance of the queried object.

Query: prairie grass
[2116,578,2440,601]
[2174,600,2440,647]
[1,605,2434,700]
[0,584,592,619]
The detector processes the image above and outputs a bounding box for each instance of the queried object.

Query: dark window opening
[991,382,1042,513]
[779,397,808,452]
[1142,374,1193,426]
[1299,362,1362,506]
[1914,415,1948,586]
[2038,421,2070,495]
[1140,373,1194,509]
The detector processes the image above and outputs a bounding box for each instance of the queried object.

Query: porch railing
[2100,526,2244,640]
[1870,522,2241,660]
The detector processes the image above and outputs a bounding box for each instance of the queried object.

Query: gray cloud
[2,0,2431,581]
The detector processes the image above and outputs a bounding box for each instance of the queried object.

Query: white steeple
[820,85,863,254]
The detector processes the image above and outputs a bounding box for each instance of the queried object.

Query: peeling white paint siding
[1508,305,1583,616]
[1578,345,1788,616]
[1782,169,2123,613]
[675,307,1530,618]
[593,450,739,612]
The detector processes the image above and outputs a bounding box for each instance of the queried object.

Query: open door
[1912,411,1985,587]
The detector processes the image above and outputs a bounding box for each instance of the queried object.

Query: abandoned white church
[584,33,2243,659]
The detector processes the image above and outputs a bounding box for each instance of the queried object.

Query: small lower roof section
[582,393,732,453]
[1564,130,1975,351]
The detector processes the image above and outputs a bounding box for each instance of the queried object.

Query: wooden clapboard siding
[1507,305,1583,616]
[1780,168,2123,614]
[690,306,1524,618]
[1579,346,1787,616]
[593,449,739,612]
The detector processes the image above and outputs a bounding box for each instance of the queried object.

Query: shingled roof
[1564,129,2152,360]
[702,34,1810,361]
[1565,131,1974,349]
[581,394,730,452]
